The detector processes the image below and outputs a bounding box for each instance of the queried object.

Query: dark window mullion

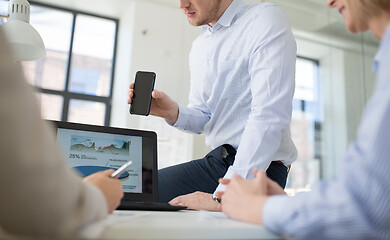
[40,88,110,103]
[62,95,70,122]
[62,13,77,122]
[105,19,119,126]
[28,1,119,126]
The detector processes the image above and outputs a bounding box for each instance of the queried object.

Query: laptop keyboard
[118,201,187,211]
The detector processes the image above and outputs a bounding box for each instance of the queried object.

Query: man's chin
[188,18,207,27]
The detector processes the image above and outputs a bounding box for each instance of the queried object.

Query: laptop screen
[51,121,158,202]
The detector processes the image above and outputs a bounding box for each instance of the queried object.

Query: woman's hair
[345,0,390,20]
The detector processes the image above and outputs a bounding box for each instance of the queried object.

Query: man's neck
[209,0,234,27]
[369,13,390,40]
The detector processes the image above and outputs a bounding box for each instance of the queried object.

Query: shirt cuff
[214,164,258,194]
[263,195,290,236]
[165,104,187,129]
[213,167,235,194]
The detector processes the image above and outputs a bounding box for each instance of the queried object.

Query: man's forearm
[164,103,179,125]
[169,104,210,134]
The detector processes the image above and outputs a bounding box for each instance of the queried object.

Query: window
[0,0,6,20]
[288,57,323,192]
[22,2,118,126]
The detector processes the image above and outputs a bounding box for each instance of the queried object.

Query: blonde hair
[344,0,390,20]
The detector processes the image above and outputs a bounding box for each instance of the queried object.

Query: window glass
[18,3,117,127]
[68,99,106,126]
[68,15,116,97]
[0,1,8,20]
[288,58,322,191]
[295,58,317,101]
[37,93,63,121]
[22,5,72,91]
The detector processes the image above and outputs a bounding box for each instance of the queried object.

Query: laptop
[50,121,186,211]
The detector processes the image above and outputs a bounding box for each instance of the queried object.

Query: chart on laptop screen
[57,128,143,193]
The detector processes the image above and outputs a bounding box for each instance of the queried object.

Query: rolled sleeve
[169,104,210,134]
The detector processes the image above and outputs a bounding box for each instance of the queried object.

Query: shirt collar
[203,0,245,33]
[373,23,390,73]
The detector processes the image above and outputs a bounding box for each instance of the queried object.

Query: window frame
[292,55,323,180]
[29,1,119,126]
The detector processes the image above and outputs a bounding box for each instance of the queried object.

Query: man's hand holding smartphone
[128,71,179,124]
[129,71,156,116]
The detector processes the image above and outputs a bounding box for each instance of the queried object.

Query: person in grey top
[0,28,123,239]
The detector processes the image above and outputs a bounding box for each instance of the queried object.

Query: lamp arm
[0,14,9,18]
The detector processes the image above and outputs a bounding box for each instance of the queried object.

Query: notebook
[50,121,186,211]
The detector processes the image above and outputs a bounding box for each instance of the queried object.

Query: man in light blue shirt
[128,0,297,210]
[217,0,390,238]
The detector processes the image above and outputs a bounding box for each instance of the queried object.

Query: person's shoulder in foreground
[217,0,390,239]
[0,28,123,239]
[263,21,390,239]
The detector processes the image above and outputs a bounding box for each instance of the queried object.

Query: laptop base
[117,202,187,211]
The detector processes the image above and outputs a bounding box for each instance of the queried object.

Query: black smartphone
[129,71,156,116]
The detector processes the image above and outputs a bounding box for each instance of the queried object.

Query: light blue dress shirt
[263,23,390,239]
[172,0,298,192]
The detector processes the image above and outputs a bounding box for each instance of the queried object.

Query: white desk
[99,210,281,240]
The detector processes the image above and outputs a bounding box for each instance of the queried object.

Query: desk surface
[100,210,280,240]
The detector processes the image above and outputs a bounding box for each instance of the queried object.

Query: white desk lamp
[0,0,46,61]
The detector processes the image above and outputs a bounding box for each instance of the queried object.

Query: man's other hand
[216,171,270,225]
[169,191,220,211]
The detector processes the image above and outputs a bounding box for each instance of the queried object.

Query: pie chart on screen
[73,166,130,179]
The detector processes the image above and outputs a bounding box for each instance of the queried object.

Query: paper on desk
[77,211,148,239]
[197,210,231,220]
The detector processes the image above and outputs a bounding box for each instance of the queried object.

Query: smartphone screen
[129,71,156,116]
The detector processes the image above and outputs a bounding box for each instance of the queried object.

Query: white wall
[111,0,206,168]
[293,29,377,180]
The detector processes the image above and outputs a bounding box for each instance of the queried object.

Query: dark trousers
[158,144,289,203]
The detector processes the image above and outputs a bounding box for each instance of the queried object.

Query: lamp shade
[0,0,46,61]
[2,19,46,61]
